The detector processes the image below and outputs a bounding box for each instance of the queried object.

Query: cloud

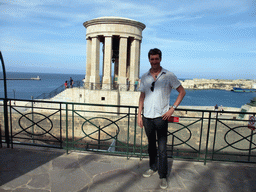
[0,0,91,27]
[1,36,86,56]
[1,0,250,29]
[168,0,249,16]
[230,21,256,29]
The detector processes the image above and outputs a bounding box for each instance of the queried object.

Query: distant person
[134,79,139,91]
[215,104,219,111]
[126,78,130,91]
[138,48,186,189]
[70,77,74,88]
[220,105,224,115]
[64,81,68,89]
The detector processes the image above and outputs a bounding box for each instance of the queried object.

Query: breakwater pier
[0,76,41,81]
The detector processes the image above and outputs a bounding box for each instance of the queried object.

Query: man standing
[138,48,186,189]
[70,77,74,88]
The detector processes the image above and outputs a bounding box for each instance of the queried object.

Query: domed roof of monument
[97,16,137,21]
[83,16,146,30]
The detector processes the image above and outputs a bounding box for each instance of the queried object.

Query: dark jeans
[143,116,168,178]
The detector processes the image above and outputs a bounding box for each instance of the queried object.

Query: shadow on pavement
[0,145,65,186]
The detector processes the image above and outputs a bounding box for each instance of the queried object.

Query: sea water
[170,89,255,108]
[0,72,85,100]
[0,72,255,108]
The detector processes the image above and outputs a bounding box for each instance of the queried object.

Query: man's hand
[162,108,174,120]
[138,92,145,128]
[138,115,143,128]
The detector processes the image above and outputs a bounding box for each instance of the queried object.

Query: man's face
[149,54,161,70]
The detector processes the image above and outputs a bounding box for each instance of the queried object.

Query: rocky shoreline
[180,79,256,91]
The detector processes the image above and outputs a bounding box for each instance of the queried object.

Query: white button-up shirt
[139,68,181,118]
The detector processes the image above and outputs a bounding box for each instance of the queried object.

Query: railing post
[198,111,205,160]
[66,103,68,154]
[98,125,101,149]
[60,103,62,148]
[31,96,35,144]
[211,111,219,161]
[171,133,174,158]
[134,107,142,158]
[126,108,130,159]
[204,111,212,165]
[140,125,144,160]
[9,100,13,148]
[133,107,137,155]
[72,104,74,149]
[0,121,2,148]
[248,115,255,162]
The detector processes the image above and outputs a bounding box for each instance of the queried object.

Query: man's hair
[148,48,162,59]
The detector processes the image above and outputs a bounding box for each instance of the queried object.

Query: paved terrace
[1,145,256,192]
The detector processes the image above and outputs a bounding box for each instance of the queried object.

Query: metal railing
[82,82,138,91]
[0,98,255,164]
[34,81,139,100]
[35,81,84,100]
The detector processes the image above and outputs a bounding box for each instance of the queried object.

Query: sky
[0,0,255,79]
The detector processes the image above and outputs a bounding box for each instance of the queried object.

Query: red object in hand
[168,116,179,122]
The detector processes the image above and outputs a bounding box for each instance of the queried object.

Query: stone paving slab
[1,145,256,192]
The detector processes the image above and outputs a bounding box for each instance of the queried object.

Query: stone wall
[46,88,140,115]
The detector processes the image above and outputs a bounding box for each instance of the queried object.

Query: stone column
[90,36,101,89]
[129,38,140,91]
[84,37,92,88]
[118,36,128,91]
[102,36,112,90]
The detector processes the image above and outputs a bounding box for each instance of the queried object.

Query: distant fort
[181,79,256,90]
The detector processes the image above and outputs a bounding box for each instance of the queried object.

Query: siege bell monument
[45,17,146,111]
[83,17,146,91]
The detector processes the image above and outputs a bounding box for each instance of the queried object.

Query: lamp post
[0,51,9,147]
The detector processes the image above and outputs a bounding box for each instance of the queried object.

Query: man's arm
[162,85,186,120]
[138,92,145,128]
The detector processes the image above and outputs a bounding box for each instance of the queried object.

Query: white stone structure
[39,17,146,113]
[83,17,146,91]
